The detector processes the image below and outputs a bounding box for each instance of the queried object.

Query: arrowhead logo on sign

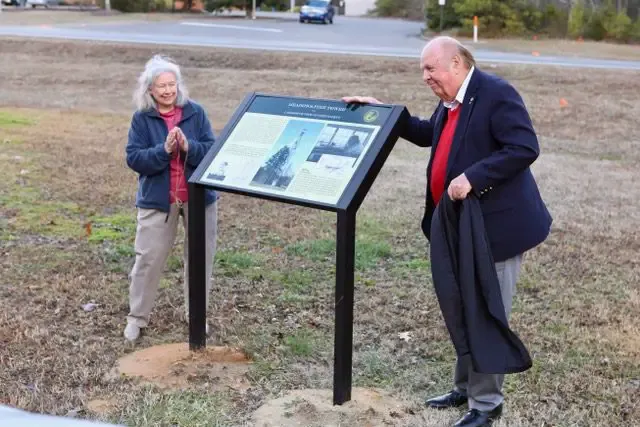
[363,109,379,123]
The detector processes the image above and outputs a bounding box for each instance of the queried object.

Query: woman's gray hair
[133,54,190,111]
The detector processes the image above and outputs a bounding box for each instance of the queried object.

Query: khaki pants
[126,202,217,328]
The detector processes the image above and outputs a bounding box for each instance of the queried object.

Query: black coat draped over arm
[429,193,533,374]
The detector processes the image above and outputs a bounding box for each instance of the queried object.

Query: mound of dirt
[252,388,425,427]
[114,343,251,391]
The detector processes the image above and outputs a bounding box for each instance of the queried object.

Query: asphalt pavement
[1,10,639,70]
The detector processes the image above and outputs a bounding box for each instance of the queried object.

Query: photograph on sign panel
[204,112,290,184]
[306,124,374,168]
[198,112,381,206]
[250,119,325,191]
[206,160,230,181]
[205,156,263,184]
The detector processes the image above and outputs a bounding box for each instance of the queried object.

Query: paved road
[1,11,640,70]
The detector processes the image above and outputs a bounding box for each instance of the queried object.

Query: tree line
[94,0,311,14]
[375,0,640,42]
[93,0,640,42]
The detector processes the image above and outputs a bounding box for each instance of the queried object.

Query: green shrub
[373,0,409,18]
[454,0,505,37]
[541,4,569,37]
[377,0,636,43]
[514,1,543,34]
[373,0,423,19]
[605,11,633,41]
[206,0,249,12]
[96,0,168,12]
[631,18,640,42]
[568,0,586,38]
[504,5,528,35]
[426,0,461,32]
[584,7,607,41]
[453,0,531,37]
[208,0,297,12]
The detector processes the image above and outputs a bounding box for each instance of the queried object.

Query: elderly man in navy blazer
[343,36,552,427]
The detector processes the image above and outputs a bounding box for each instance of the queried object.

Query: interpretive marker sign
[187,92,409,405]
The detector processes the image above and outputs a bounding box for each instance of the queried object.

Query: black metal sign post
[187,92,408,404]
[333,209,356,403]
[187,182,207,351]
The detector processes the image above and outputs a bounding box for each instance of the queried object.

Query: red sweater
[159,107,189,204]
[430,107,461,205]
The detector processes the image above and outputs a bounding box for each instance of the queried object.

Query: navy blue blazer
[401,68,552,262]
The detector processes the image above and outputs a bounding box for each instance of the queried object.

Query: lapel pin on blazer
[469,97,475,104]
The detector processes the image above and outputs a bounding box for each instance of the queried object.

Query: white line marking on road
[180,22,283,33]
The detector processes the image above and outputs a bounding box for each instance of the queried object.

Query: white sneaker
[124,323,140,341]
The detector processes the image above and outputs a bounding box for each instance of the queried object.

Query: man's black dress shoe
[453,404,503,427]
[425,390,467,409]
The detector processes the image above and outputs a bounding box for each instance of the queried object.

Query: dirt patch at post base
[114,343,252,391]
[252,388,426,427]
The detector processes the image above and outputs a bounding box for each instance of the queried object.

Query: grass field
[463,37,640,62]
[0,37,639,426]
[0,10,209,26]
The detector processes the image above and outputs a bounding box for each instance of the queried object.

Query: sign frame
[190,92,407,213]
[187,92,409,405]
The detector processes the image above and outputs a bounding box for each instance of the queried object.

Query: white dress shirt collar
[443,66,475,111]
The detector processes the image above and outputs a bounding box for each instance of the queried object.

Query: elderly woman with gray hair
[124,55,218,342]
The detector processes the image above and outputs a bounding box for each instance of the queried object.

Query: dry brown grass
[0,9,281,26]
[0,10,201,26]
[0,38,639,426]
[463,37,640,61]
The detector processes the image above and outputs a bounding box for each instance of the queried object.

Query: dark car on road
[299,0,335,24]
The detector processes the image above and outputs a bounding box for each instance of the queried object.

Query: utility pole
[439,0,445,33]
[105,0,111,12]
[423,0,428,32]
